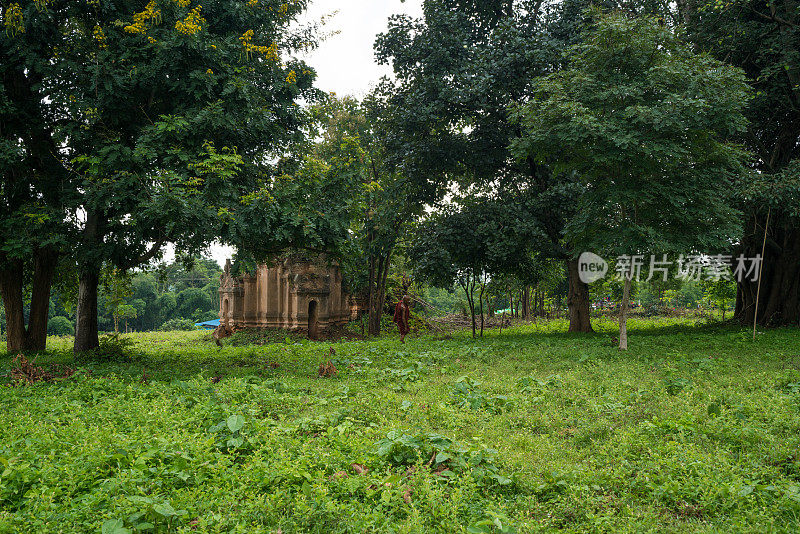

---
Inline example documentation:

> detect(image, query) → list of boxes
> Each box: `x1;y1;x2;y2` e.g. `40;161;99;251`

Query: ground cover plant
1;318;800;533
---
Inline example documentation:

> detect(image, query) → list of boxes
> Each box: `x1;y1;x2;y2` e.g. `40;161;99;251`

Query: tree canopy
511;12;751;347
1;0;322;352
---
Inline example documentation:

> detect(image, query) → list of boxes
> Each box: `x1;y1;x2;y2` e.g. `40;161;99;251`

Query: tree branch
122;235;168;270
750;6;798;28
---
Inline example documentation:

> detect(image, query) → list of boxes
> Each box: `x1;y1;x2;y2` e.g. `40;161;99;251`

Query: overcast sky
200;0;423;267
297;0;423;98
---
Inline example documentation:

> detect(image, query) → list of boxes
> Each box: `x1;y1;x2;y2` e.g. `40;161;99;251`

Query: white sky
297;0;423;98
198;0;424;267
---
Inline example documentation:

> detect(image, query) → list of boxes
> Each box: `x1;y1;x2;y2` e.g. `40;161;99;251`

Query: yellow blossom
239;29;278;61
286;70;296;84
124;0;161;34
175;5;205;36
4;3;25;35
92;24;107;49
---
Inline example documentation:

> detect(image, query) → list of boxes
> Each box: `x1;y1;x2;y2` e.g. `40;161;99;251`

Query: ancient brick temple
218;255;355;337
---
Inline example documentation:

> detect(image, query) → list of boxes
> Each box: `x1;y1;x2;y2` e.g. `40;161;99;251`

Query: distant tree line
0;256;221;337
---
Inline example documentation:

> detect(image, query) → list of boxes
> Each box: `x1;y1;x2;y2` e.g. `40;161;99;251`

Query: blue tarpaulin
195;319;220;330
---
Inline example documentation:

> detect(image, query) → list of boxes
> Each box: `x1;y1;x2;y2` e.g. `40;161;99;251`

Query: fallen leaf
351;463;368;475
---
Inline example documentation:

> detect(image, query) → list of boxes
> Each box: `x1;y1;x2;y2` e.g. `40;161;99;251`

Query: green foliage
384;361;425;390
1;320;800;531
0;0;325;350
113;496;188;533
467;511;518;534
516;374;561;394
176;288;212;320
226;328;304;346
374;430;513;488
511;12;750;258
86;333;136;363
665;377;692;396
158;318;196;332
208;415;252;454
46;316;74;337
450;376;511;414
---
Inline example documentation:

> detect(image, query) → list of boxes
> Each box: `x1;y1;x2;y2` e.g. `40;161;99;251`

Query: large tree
375;0;679;334
511;12;750;349
0;1;75;351
306;95;424;336
1;0;318;352
375;0;624;334
680;0;800;326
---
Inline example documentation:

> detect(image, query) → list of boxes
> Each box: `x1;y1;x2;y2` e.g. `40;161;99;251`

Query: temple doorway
308;300;319;339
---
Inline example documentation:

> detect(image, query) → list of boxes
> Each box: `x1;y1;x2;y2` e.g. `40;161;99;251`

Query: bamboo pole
753;207;771;341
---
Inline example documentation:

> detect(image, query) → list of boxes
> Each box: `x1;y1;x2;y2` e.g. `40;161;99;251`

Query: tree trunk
619;276;632;350
522;286;529;319
461;278;476;338
367;250;393;336
377;252;391;333
539;289;545;317
566;257;593;333
74;268;100;353
0;249;58;352
367;244;377;335
0;259;26;352
26;248;57;351
479;280;485;338
734;214;800;326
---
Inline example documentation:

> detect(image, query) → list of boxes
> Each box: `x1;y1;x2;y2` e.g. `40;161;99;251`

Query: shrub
84;333;136;362
158;318;196;331
450;376;511;413
47;316;74;336
375;430;513;488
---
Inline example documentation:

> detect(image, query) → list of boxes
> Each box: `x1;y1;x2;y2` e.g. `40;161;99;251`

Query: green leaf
226;414;245;433
101;519;131;534
153;502;177;517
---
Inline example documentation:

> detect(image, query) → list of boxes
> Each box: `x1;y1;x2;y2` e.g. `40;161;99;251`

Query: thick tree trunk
734;214;800;326
26;249;57;351
0;249;58;352
0;259;27;352
566;258;593;333
619;276;632;350
74;268;101;353
75;210;106;353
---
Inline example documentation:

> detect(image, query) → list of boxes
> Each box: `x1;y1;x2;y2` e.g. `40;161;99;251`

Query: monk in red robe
393;295;411;343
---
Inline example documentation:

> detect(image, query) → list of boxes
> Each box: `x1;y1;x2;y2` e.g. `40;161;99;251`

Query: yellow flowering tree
0;0;319;352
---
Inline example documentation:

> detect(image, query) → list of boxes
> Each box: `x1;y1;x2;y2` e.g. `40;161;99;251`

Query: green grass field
2;318;800;533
